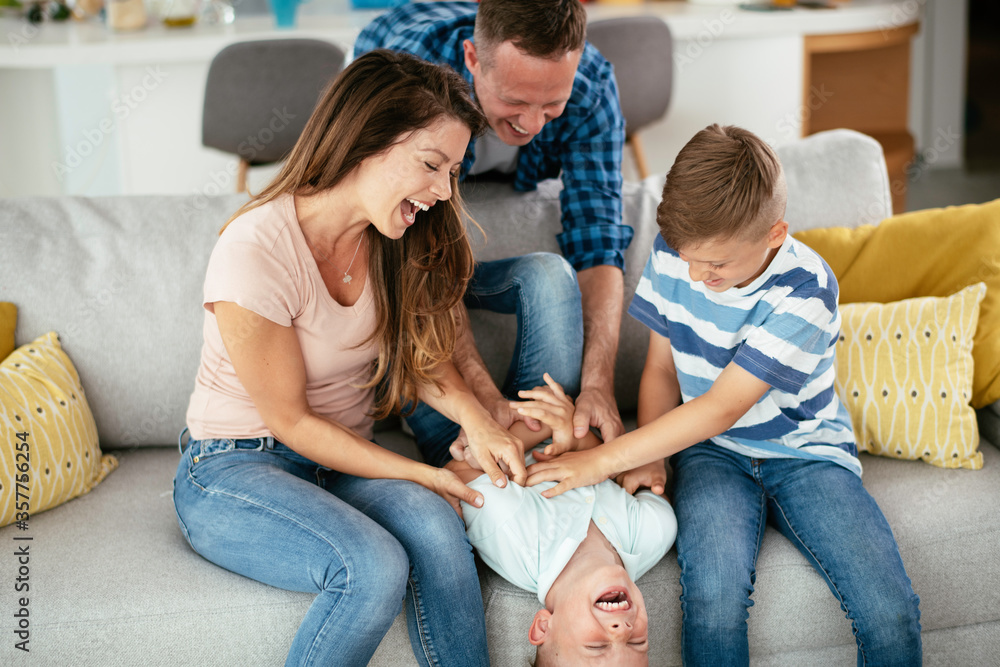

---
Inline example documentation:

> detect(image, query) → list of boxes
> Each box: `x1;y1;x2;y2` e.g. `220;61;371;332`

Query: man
355;0;632;467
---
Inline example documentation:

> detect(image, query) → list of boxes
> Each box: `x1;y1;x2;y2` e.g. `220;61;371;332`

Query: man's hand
572;385;624;444
525;447;614;498
615;459;667;496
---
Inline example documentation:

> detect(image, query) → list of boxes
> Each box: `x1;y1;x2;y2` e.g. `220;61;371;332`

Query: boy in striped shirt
524;124;922;665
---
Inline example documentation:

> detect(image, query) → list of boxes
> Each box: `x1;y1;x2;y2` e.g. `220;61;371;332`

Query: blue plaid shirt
354;1;633;272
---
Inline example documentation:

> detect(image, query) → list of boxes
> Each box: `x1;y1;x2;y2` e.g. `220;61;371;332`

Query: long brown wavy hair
222;49;487;418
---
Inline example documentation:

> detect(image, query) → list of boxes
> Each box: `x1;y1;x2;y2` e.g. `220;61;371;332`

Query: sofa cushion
2;437;998;666
836;284;985;469
0;195;249;448
0;332;118;527
795;198;1000;408
0;302;15;360
778;128;894;233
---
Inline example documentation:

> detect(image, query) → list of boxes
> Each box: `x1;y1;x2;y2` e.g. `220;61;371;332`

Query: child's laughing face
530;563;650;665
677;220;788;293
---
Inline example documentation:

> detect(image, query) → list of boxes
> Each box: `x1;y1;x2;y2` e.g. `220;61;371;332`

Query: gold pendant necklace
310;233;365;284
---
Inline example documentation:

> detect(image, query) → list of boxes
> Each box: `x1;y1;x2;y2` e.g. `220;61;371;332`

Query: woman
173;50;525;666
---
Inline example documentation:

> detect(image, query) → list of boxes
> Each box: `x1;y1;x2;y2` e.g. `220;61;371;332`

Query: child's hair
656;124;787;250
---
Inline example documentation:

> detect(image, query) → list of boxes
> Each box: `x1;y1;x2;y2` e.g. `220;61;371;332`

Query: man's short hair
474;0;587;66
656;124;787;250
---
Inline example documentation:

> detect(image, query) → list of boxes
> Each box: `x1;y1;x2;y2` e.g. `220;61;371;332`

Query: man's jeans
405;253;584;466
671;443;922;667
173;434;489;667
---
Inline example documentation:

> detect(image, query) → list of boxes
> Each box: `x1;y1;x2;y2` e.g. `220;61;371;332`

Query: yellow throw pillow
0;302;15;361
795;198;1000;408
0;332;118;527
835;283;985;470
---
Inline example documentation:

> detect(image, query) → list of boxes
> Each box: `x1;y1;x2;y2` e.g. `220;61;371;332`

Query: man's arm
553;51;631;444
417;356;527;488
573;265;625;443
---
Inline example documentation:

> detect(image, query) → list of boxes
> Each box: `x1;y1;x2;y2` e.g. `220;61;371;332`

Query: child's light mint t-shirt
629;233;860;476
460;450;676;606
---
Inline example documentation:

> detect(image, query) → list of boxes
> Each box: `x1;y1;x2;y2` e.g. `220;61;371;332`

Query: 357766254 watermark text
11;430;32;653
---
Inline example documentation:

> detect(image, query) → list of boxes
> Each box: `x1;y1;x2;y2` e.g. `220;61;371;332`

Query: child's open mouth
595;589;631;612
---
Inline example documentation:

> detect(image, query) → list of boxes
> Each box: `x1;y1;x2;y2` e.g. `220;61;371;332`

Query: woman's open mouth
401;198;429;225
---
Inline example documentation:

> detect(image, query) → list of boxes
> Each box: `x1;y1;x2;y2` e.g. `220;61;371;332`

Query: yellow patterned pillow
835;283;985;470
795;199;1000;408
0;302;15;361
0;332;118;527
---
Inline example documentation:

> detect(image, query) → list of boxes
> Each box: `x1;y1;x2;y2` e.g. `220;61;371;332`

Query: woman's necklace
310;233;365;284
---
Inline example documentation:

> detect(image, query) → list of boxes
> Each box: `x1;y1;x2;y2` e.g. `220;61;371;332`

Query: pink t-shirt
186;194;378;442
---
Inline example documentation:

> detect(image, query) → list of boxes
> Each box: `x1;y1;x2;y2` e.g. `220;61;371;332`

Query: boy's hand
615;459;667;496
511;373;578;457
525;447;613;498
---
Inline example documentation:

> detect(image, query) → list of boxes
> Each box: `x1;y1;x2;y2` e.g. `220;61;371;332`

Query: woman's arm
214;301;484;512
417;360;527;488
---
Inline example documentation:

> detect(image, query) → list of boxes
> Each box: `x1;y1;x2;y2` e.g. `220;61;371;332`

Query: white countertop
0;0;920;68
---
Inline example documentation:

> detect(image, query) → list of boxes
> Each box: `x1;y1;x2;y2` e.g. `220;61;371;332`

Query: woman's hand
448;392;538;464
419;465;484;517
461;414;526;488
525;447;614;498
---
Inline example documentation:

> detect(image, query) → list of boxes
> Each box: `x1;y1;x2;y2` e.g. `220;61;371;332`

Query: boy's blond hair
656;124;787;250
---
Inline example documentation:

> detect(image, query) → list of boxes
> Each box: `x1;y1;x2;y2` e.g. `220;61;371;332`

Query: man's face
463;39;580;146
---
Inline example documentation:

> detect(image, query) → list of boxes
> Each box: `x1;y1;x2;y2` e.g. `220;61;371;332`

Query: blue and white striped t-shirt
628;233;861;476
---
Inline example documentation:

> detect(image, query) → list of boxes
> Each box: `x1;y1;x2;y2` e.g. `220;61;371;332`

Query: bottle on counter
160;0;199;26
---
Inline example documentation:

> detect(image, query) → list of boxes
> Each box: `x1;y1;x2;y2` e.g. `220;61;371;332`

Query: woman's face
354;117;472;239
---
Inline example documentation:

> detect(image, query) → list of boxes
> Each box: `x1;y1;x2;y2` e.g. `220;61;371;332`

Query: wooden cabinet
804;23;920;213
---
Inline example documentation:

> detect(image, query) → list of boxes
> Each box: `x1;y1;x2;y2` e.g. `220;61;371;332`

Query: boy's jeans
173;435;489;667
405;253;584;466
671;443;922;667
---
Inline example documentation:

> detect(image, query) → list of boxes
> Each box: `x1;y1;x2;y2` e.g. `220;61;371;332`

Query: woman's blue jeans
172;434;489;667
671;443;922;667
405;253;584;466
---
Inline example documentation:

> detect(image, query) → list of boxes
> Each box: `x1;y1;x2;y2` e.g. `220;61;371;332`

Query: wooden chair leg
629;134;650;180
236;159;249;193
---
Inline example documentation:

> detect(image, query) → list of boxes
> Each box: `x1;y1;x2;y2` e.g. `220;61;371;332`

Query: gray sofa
2;129;998;666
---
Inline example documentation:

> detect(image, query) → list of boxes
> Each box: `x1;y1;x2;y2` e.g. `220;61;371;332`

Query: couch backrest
0;129;890;448
2;194;247;448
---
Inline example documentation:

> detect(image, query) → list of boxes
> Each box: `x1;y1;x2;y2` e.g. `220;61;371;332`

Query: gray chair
587;17;673;179
202;38;346;192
